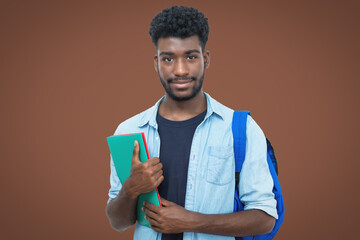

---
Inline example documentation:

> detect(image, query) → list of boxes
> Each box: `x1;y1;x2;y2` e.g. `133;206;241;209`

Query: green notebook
106;132;161;228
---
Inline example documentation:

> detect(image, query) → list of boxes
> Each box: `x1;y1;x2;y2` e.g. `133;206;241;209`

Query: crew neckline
156;110;207;127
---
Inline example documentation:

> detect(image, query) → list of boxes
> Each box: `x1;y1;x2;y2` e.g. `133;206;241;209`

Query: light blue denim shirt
108;93;278;240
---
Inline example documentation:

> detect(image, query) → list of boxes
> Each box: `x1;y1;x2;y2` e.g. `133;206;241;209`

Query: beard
159;70;205;102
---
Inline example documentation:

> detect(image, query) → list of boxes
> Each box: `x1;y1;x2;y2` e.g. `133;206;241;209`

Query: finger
131;140;141;164
144;212;160;228
151;162;163;172
143;201;161;213
153;175;164;188
146;157;161;166
152;168;163;181
149;224;162;233
143;207;159;221
143;162;162;177
143;205;161;224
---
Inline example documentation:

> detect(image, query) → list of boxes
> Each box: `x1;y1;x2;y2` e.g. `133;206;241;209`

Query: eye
187;55;197;60
162;57;173;62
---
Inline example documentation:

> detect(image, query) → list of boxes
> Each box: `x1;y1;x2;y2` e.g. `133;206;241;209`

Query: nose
174;59;189;77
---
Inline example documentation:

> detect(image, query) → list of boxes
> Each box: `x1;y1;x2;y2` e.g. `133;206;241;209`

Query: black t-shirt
156;110;206;240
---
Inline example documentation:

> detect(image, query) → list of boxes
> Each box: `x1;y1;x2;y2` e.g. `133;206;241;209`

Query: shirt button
188;184;192;190
155;136;159;140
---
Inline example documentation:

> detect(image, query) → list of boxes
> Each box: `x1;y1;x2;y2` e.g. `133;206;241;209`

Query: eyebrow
159;51;174;56
159;49;201;56
185;49;201;54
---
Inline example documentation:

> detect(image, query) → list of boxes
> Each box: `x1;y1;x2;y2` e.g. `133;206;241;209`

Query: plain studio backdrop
0;0;359;239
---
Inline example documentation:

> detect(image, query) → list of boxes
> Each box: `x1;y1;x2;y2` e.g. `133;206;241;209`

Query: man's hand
123;140;164;199
142;198;195;234
142;198;275;236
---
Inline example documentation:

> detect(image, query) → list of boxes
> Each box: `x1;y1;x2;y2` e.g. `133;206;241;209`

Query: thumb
131;140;141;165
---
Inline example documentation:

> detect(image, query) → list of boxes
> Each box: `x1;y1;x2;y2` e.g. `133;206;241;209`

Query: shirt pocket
206;146;234;185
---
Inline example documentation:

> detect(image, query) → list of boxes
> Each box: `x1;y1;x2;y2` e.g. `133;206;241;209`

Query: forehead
157;35;202;54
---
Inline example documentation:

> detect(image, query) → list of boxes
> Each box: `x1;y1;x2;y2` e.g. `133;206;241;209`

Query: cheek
196;60;205;70
193;64;205;76
156;67;164;78
158;65;170;76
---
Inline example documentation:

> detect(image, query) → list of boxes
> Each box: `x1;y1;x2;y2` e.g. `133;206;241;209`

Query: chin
168;89;202;102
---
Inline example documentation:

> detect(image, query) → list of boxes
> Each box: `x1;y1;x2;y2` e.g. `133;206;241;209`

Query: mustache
167;76;196;83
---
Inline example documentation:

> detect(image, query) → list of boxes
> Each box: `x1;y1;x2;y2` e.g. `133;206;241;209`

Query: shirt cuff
244;198;278;219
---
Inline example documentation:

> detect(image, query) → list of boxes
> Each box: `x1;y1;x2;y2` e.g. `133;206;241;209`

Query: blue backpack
232;111;285;240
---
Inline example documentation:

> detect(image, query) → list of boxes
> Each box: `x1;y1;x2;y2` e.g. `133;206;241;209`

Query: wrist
184;211;203;232
190;212;212;233
122;180;139;200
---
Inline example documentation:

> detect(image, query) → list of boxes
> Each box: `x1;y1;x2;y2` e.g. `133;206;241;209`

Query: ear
154;55;159;72
203;50;210;69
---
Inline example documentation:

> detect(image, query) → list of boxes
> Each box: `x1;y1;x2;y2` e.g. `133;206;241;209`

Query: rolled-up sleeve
107;154;122;204
239;116;278;219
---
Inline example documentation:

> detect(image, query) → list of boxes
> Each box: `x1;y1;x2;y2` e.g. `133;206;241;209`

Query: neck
158;91;207;121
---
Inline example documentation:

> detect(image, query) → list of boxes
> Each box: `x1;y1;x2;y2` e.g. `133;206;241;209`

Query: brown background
1;0;359;239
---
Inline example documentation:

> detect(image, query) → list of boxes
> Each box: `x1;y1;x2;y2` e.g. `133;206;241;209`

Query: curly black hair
149;6;209;50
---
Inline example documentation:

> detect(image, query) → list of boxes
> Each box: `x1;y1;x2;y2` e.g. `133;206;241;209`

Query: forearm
105;183;138;232
188;209;275;237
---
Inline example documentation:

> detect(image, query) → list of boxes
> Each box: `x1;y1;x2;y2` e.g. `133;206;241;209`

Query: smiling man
106;6;278;240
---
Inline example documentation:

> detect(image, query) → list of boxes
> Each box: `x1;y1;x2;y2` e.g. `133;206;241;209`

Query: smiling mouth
170;79;193;84
169;79;194;89
168;77;196;84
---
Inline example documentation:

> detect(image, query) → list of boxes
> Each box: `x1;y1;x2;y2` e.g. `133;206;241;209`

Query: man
106;6;278;240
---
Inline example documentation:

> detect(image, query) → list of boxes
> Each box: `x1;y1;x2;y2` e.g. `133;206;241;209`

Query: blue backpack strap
232;111;250;173
233;111;253;240
232;111;250;214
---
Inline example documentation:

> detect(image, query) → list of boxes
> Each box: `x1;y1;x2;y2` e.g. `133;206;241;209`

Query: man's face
154;35;210;101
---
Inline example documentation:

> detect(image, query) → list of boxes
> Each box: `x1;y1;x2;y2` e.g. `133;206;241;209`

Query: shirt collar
137;92;224;128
